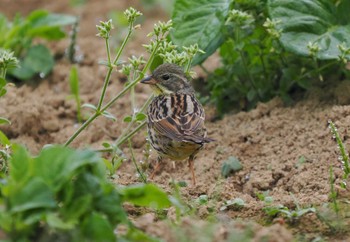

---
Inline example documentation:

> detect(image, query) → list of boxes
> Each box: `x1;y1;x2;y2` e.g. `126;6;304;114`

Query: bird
140;63;213;186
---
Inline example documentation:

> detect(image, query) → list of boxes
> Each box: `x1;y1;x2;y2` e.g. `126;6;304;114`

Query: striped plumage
141;63;213;185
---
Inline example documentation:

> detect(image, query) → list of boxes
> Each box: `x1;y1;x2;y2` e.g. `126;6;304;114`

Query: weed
68;65;83;123
262;194;315;224
66;19;81;63
221;156;243;178
328;120;350;188
220;198;245;211
0;10;76;81
0;49;19;125
171;0;350;113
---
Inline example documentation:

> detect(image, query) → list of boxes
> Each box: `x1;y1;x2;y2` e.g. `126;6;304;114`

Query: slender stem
97;120;147;153
128;139;148;183
96;39;113;111
259;52;268;81
106;38;112;64
115;94;153;145
64;112;99;146
113;25;133;65
185;59;192;74
76;96;82;123
239;51;260;98
97;25;133;111
297;60;337;82
116;121;147;146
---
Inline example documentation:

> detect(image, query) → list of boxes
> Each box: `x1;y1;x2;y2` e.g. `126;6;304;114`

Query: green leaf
119;183;172;209
69;65;79;96
268;0;350;60
0;130;10;145
123;116;132;123
0;117;11;125
28;11;77;40
135;112;147;122
9;144;31;183
62;194;92;221
9;61;36;80
0;77;6;89
0;88;6;97
10;44;54;80
220;198;245;211
124;228;162;242
23;44;54;75
81;212;116;242
9;177;56;212
33;146;100;192
102;110;116;121
82;103;97;110
221;156;243;178
171;0;231;64
46;213;75;230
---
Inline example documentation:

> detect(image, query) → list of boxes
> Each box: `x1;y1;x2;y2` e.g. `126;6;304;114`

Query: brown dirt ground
1;0;350;241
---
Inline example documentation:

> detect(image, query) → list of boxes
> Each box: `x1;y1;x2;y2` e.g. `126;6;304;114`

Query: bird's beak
140;75;156;85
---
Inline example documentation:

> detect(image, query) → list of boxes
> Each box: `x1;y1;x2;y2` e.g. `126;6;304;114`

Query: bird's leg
188;155;196;186
150;156;162;179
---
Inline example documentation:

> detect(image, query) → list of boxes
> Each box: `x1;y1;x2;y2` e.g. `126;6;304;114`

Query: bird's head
141;63;194;95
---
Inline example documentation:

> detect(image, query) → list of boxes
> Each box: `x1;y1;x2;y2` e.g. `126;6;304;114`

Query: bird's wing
148;94;208;144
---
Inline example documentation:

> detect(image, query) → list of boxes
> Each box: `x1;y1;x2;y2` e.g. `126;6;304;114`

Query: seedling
328;120;350;188
220;198;245;211
0;10;76;81
262;194;315;224
68;65;82;123
221;156;243;178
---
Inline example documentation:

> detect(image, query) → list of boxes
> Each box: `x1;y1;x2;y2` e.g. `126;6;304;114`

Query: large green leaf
27;10;77;40
171;0;231;64
9;177;56;212
9;145;31;183
268;0;350;60
10;44;54;80
119;183;172;209
81;212;116;242
33;146;100;192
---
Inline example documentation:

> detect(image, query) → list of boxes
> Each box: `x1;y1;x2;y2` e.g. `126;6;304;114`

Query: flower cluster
263;18;282;39
96;19;113;39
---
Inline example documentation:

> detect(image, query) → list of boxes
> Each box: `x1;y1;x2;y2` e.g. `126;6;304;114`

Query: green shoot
329;166;339;215
328;120;350;188
67;18;80;63
69;65;82;123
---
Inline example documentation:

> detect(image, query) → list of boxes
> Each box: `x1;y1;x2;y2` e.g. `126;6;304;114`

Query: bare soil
1;0;350;241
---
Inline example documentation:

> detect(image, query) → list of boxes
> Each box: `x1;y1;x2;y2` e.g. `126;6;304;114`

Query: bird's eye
162;74;170;80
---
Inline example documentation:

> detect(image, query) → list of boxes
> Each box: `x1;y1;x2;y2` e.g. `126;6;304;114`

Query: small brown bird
141;63;213;185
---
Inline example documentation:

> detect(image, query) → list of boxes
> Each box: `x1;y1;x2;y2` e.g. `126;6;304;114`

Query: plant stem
128;139;147;183
100;42;159;113
64;112;99;146
329;165;339;215
76;96;82;123
115;94;153;145
64;40;159;147
239;51;260;98
96;25;133;111
117;121;146;146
